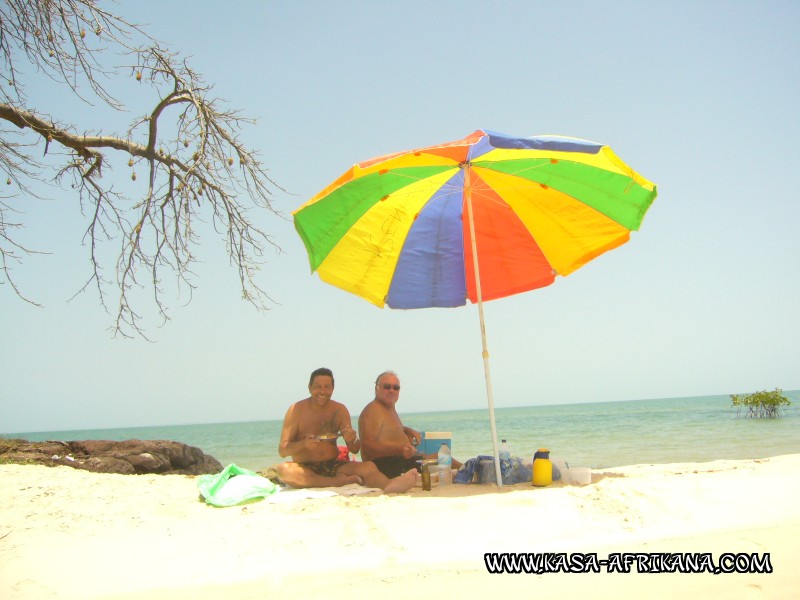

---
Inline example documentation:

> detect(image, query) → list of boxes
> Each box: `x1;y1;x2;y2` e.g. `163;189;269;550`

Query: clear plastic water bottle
437;443;452;467
499;439;512;482
437;443;452;486
499;439;510;462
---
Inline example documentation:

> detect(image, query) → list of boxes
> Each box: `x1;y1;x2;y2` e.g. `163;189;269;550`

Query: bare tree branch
0;1;283;337
1;192;45;306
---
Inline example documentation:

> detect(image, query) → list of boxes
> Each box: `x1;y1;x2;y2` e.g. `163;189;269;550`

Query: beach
2;454;798;599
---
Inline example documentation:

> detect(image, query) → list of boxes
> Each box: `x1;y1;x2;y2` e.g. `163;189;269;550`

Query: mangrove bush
731;388;791;419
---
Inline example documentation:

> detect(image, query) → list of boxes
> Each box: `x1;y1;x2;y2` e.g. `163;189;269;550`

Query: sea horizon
6;391;799;472
9;389;796;432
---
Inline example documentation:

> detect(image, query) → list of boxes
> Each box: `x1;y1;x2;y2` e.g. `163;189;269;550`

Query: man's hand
402;443;417;459
404;426;422;447
341;425;357;445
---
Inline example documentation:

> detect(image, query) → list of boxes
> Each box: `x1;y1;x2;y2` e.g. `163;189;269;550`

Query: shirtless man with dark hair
276;368;416;492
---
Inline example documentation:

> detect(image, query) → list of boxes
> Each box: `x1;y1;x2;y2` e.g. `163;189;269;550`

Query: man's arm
278;404;309;458
358;403;414;460
336;405;361;455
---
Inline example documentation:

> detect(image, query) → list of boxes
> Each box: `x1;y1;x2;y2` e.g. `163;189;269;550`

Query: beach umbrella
293;130;658;485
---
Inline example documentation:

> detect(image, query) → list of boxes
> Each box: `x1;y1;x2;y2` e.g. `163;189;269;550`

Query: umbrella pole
464;166;503;487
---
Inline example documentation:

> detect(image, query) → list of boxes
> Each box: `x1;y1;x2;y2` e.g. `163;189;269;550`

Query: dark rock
124;451;172;473
0;438;223;475
73;455;137;474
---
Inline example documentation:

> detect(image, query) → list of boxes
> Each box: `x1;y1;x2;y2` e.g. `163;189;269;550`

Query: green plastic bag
197;463;278;507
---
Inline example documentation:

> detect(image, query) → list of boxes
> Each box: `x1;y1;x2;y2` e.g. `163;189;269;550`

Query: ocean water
7;392;799;472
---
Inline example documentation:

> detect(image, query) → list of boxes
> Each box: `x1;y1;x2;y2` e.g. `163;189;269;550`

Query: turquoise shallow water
7;391;799;471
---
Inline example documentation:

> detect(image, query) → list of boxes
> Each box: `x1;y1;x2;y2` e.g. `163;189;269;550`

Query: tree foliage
1;0;282;337
730;388;791;419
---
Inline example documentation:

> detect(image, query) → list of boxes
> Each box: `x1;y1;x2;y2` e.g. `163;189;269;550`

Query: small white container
569;467;591;486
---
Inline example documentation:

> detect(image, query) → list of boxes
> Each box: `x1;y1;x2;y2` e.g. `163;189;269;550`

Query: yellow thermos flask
532;448;553;487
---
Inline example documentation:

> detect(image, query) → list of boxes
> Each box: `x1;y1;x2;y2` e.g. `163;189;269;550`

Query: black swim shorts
297;459;348;477
371;455;423;479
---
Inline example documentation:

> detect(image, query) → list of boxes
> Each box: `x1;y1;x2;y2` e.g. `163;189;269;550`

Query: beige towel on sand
258;464;381;501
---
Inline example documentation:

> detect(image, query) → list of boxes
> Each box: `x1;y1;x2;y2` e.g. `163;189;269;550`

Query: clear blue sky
2;1;798;433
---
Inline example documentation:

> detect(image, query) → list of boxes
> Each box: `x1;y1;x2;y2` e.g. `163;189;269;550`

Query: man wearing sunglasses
358;371;433;478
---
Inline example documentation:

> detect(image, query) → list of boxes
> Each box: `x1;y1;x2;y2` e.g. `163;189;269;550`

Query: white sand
2;455;799;599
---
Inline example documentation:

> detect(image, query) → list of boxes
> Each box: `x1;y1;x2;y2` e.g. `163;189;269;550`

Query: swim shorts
371;455;423;479
297;459;348;477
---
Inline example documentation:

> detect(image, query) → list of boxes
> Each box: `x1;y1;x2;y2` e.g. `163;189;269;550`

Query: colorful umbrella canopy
293;129;657;485
294;130;657;310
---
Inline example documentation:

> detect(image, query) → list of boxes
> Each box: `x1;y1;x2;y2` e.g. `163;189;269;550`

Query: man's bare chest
298;407;341;435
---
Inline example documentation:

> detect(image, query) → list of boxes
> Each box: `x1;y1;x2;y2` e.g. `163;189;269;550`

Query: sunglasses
381;384;401;391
